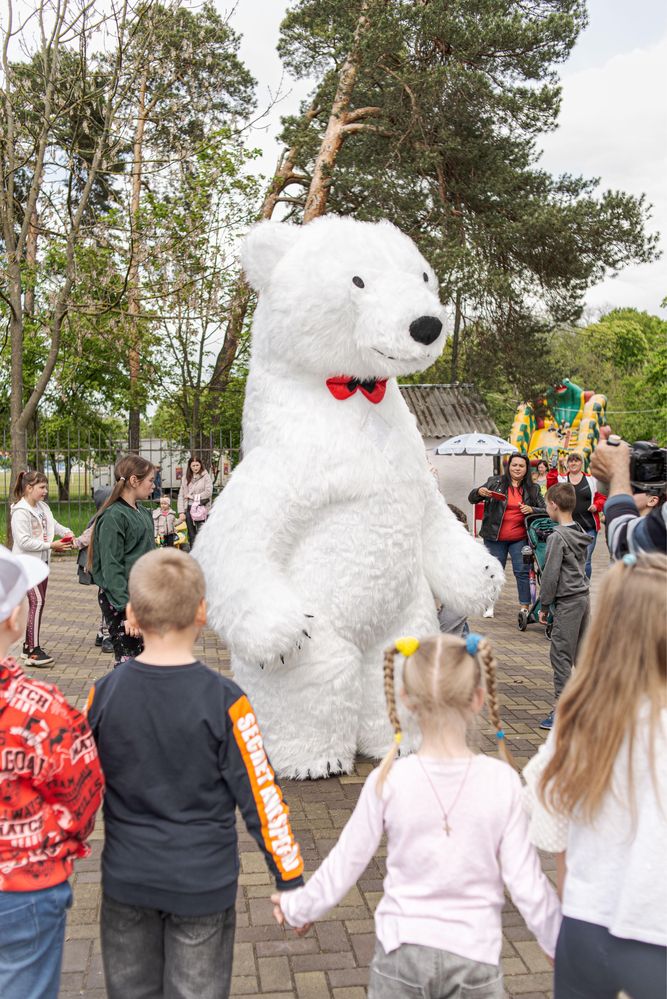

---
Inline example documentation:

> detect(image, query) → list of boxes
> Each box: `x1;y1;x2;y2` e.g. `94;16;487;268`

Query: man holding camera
590;430;666;558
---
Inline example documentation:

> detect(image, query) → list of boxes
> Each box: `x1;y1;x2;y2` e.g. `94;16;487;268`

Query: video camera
626;441;666;495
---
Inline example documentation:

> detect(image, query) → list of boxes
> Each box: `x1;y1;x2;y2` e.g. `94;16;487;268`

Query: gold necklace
416;754;474;836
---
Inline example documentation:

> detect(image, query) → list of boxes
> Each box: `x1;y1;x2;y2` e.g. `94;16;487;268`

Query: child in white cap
0;545;104;999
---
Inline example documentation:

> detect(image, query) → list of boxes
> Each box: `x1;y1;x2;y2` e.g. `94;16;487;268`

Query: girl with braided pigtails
272;633;561;998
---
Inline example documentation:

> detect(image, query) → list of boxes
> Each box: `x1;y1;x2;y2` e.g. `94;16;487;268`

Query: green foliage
139;134;259;440
458;308;667;441
549;309;667;443
278;0;659;353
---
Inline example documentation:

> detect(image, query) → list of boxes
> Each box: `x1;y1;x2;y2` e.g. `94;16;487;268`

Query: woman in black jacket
469;453;545;623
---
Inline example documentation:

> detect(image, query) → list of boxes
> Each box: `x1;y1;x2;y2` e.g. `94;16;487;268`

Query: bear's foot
276;753;355;781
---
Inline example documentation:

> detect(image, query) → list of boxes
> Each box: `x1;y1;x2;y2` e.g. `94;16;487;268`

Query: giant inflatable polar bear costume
196;217;504;778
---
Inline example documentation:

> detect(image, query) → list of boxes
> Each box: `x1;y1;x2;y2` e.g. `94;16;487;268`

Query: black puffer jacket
468;475;545;541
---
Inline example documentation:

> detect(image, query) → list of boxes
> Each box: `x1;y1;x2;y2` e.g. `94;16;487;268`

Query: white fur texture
195;216;504;778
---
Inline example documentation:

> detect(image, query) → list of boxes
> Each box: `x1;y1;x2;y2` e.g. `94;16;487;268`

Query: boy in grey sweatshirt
538;482;590;730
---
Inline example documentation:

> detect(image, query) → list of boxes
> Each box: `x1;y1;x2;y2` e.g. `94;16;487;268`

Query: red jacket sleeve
33;704;105;842
546;468;559;488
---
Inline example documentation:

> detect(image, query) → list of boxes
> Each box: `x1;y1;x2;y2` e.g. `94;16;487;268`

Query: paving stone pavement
18;543;608;997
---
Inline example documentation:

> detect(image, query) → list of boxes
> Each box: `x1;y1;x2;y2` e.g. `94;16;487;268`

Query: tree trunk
127;70;148;452
207;36;378;396
49;452;71;501
24;207;39;317
207;115;318;396
450;289;463;383
8;260;26;544
303;6;370;222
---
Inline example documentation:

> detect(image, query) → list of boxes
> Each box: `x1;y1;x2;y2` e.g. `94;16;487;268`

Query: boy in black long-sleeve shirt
87;548;303;999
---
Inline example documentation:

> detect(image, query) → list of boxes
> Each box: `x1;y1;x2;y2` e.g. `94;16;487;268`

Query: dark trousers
555;916;666;999
101;893;236;999
98;590;143;665
551;593;589;699
185;507;205;548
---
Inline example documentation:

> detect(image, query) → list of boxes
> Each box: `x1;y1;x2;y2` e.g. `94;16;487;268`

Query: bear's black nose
409;316;443;345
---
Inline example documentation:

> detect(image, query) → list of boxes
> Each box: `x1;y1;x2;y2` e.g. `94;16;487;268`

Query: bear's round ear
241;221;301;292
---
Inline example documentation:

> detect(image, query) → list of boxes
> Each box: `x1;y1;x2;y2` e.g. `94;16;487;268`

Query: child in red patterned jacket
0;545;104;999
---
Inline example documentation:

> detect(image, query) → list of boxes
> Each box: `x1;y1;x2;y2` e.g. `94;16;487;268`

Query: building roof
398;383;498;438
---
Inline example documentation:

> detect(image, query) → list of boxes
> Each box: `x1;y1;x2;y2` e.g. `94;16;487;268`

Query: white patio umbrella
435;432;516;457
434;433;518;511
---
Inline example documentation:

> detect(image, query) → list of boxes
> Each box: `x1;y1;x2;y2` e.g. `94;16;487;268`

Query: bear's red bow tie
326;376;387;404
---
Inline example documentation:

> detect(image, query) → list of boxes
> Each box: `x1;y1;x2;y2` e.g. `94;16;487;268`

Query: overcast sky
226;0;667;319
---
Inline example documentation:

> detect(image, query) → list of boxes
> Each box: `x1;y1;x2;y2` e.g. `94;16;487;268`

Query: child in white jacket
11;471;72;667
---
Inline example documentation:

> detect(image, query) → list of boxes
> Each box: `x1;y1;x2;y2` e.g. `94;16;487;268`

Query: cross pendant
444;819;451;836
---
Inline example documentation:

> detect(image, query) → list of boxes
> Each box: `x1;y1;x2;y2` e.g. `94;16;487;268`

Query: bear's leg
357;591;439;760
232;629;362;780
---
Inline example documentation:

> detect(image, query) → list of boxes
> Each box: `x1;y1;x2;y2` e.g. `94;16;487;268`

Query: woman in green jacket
88;455;155;665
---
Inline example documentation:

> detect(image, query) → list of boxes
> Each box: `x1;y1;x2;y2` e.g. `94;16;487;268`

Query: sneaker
539;711;554;731
101;637;114;654
94;632;104;647
22;646;54;668
482;606;494;619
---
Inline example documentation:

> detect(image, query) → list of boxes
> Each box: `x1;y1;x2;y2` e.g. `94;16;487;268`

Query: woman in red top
469;453;545;620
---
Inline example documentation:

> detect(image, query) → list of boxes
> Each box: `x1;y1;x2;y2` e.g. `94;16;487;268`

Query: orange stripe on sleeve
85;686;95;716
228;695;303;881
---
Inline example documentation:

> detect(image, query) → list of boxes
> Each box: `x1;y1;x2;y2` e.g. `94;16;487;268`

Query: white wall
425;439;495;530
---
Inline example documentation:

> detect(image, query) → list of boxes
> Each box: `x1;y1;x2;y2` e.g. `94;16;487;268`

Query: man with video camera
590;429;667;558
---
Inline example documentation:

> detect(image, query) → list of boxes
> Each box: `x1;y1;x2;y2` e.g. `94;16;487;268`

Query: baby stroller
518;513;556;636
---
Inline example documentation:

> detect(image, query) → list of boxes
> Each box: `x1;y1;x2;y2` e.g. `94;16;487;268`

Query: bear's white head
242;216;446;380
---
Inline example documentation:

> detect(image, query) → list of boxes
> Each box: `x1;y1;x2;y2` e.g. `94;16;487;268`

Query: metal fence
1;428;241;539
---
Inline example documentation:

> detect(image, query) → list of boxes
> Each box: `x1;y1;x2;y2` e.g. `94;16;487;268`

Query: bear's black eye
352;276;365;288
423;272;429;283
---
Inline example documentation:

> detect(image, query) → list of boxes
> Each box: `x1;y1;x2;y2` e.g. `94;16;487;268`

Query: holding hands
270;892;312;937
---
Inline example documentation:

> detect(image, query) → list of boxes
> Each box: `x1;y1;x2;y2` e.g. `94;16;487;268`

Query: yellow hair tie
395;636;419;657
394;731;403;745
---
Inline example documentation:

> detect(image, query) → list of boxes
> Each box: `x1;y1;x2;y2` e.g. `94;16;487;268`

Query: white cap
0;545;49;623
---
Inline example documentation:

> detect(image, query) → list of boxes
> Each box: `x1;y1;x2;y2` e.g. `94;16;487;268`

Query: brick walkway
22;545;607;997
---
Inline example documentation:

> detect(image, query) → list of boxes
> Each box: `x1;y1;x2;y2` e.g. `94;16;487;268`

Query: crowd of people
0;437;665;999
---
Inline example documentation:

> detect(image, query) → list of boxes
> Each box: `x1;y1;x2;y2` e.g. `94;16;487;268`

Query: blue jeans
0;880;72;999
484;538;531;605
101;893;236;999
584;527;597;578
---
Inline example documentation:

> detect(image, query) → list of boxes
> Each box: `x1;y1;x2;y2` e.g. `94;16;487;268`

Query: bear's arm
194;448;314;665
421;477;504;616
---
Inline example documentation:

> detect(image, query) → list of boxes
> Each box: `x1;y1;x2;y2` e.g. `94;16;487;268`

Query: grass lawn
0;470;93;501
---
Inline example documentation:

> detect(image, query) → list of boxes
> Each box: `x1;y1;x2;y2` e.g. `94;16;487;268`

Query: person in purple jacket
272;632;561;998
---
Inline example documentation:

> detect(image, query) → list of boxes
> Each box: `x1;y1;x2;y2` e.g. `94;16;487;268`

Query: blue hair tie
496;730;505;741
466;632;483;656
622;553;637;567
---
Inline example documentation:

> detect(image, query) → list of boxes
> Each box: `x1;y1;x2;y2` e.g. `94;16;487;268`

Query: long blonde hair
377;632;514;792
540;553;667;821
